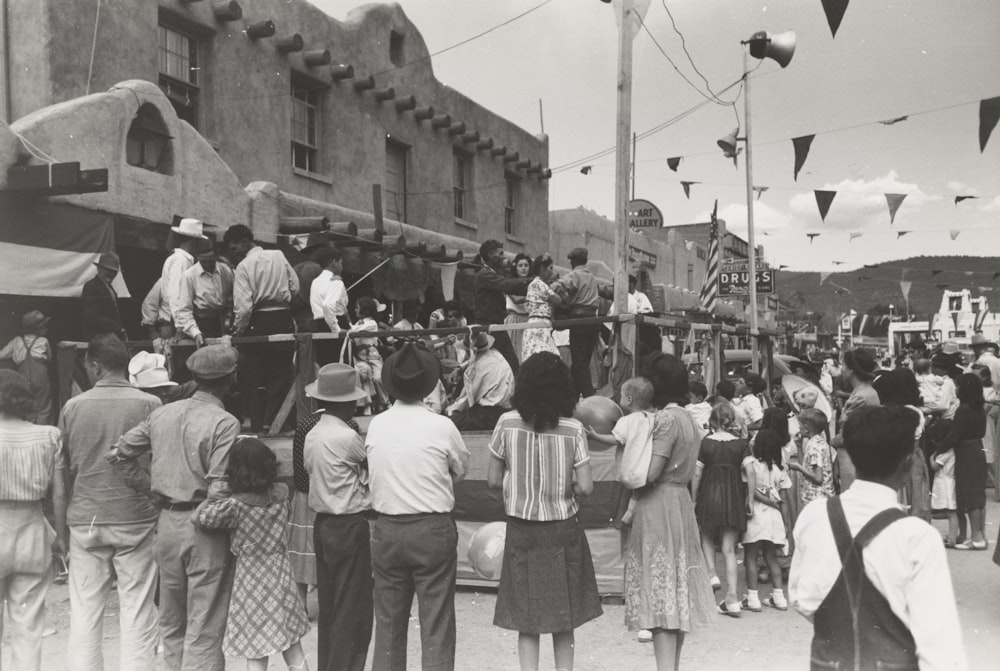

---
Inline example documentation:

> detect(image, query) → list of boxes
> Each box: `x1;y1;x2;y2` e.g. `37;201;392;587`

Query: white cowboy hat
171;218;208;240
134;367;178;389
128;351;166;377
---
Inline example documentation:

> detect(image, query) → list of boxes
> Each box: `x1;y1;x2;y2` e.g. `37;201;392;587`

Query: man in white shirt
175;248;234;347
162;218;208;329
448;332;515;431
627;274;654;314
790;404;966;671
309;246;348;364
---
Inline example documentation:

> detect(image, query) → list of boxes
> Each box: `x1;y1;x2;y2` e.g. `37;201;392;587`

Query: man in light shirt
448;332;515;431
627;274;653;314
175;248;234;348
140;278;172;342
309;246;348;364
161;218;208;328
366;344;469;671
790;404;966;671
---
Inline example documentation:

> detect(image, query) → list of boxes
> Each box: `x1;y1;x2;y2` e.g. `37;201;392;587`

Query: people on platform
128;351;197;404
195;438;311;671
627;274;654;314
303;363;372;671
349;297;388;415
504;253;533;362
140;278;173;342
487;352;603;671
292;234;331;332
473;240;530;373
58;334;161;671
448;332;515;431
520;254;563;362
161;218;209;328
791;404;967;671
0;369;67;671
175;246;234;346
1;310;53;425
107;344;241;671
81;252;126;340
551;247;613;399
225;224;299;432
309;246;348;336
365;343;470;671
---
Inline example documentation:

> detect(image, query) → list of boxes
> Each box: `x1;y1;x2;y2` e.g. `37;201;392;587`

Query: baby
586;377;655;525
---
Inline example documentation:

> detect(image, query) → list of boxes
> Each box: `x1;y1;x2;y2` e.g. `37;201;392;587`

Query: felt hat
134;367;178;389
471;331;495;353
382;343;440;401
186;345;238;379
299;232;330;254
94;252;120;272
305;363;367;403
20;310;50;333
171;218;209;240
930;351;963;375
970;333;997;350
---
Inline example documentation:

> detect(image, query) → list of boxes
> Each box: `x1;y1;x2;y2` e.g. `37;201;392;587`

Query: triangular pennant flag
821;0;850;37
667;157;682;172
884;193;907;225
819;272;832;285
979;96;1000;152
849;232;863;242
955;196;978;205
936;283;949;290
896;231;910;239
931;270;943;276
580;166;592;175
880;115;908;125
832;261;845;266
949;230;961;241
680;181;697;199
753;186;769;200
807;233;821;244
899;280;912;303
814;190;837;221
793;135;815;181
778;265;789;270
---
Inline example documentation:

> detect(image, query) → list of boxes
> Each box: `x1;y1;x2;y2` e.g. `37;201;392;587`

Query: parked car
684;349;819;385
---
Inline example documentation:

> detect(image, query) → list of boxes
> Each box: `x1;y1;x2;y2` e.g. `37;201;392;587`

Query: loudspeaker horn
747;30;796;68
717;128;739;156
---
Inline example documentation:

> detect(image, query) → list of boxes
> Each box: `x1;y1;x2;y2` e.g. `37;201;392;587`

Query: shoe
953;541;974;550
709;576;722;591
943;539;955;549
763;596;788;611
717;600;742;618
741;596;762;612
972;540;989;550
637;630;653;643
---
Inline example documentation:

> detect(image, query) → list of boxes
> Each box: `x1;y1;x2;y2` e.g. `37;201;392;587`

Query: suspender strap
826;496;854;562
850;507;908;551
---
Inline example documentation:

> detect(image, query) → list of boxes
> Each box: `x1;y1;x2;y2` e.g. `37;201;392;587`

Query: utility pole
612;0;634;317
742;48;761;373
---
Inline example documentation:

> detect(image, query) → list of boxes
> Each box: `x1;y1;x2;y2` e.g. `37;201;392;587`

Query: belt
254;302;291;312
160;500;203;511
194;309;224;318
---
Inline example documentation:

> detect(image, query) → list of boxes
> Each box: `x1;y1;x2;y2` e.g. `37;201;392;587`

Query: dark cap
186;345;238;379
567;247;588;264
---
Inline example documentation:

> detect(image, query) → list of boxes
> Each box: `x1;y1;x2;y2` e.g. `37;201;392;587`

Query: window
696;246;706;260
158;24;199;128
390;30;405;66
687;263;694;289
453;150;471;220
385;140;408;222
504;175;518;235
948;296;962;312
126;104;173;174
291;82;319;173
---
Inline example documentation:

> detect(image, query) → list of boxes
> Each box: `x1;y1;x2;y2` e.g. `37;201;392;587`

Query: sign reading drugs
719;261;776;296
627;199;662;229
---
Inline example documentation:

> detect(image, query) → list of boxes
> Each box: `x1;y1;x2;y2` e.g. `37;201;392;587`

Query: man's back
61;380;161;525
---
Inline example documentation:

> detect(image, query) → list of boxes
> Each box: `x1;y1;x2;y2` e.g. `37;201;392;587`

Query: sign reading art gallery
718;259;776;296
627;199;662;229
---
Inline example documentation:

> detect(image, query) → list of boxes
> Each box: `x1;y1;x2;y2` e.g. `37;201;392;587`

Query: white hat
134;367;178;389
128;351;166;378
171;218;208;240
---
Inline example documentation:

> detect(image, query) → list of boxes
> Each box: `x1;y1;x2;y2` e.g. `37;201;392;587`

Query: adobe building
0;0;551;339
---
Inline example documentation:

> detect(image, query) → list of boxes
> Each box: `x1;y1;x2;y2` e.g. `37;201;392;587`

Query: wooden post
372;184;384;234
294;332;317;426
712;326;724;390
612;0;633;318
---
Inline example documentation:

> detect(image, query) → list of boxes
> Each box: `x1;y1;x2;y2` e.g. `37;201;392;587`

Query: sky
314;0;1000;272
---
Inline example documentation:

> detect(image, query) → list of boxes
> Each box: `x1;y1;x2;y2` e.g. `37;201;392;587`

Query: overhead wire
659;0;735;108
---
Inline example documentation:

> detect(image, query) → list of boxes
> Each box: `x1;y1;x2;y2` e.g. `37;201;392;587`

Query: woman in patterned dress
196;437;310;670
504;253;533;361
625;353;716;670
520;254;563;362
349;297;388;414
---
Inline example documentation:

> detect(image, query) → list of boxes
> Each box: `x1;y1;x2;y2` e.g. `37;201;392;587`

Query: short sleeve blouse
649;406;700;485
526;277;556;320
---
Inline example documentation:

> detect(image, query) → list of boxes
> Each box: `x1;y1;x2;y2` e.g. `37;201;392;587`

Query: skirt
954;438;987;512
287;491;316;585
505;311;530;361
521;319;559;362
494;516;603;634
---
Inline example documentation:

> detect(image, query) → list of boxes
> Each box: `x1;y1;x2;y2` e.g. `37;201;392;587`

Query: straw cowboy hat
20;310;51;333
970;333;998;350
171;218;209;240
305;363;367;403
382;343;440;401
94;252;120;272
129;351;166;378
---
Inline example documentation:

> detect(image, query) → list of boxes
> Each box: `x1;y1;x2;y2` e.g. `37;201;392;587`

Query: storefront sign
627;199;662;229
718;261;775;296
628;246;657;268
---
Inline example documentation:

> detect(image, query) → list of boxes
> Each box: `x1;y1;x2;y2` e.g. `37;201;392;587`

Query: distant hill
777;256;1000;331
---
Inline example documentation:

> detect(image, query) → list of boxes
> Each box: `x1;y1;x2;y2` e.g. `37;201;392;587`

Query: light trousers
0;501;53;671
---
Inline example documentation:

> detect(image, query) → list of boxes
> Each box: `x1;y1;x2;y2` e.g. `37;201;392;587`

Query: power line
659;0;733;108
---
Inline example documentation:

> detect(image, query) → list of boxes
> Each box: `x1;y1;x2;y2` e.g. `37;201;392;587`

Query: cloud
980;195;1000;213
946;181;978;195
787;170;937;231
712;201;794;239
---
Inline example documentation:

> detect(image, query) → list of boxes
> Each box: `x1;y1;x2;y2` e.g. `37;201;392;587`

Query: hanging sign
628;246;658;268
627;199;663;229
718;260;775;296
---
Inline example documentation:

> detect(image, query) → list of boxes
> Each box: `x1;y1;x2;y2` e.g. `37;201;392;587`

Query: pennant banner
949;230;961;240
580;166;592;175
667;157;682;172
753;186;769;200
880;115;908;125
821;0;851;37
849;232;863;242
884;193;907;225
681;181;697;199
807;233;820;244
899;280;912;303
832;261;845;266
980;96;1000;152
955;195;978;205
815;189;837;221
896;231;910;239
793;135;815;181
437;262;459;301
931;270;943;276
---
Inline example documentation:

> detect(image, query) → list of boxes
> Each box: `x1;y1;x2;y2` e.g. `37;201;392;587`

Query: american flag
698;200;720;312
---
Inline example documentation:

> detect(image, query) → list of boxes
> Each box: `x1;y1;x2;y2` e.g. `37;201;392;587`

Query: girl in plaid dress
196;437;310;670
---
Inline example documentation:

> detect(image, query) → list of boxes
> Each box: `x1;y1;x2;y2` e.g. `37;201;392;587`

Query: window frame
504;174;519;236
157;22;200;128
453;149;471;221
290;79;321;174
385;139;409;223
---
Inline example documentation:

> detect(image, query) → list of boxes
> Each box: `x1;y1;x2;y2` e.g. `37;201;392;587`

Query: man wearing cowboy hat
303;364;372;671
448;331;514;431
366;343;469;671
81;252;126;340
129;351;197;404
58;334;162;670
162;218;209;328
108;344;241;671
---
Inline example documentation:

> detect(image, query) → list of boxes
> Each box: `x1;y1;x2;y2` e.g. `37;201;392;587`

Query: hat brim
139;380;178;389
304;381;368;403
381;351;441;401
170;226;209;240
22;316;51;331
474;334;496;352
93;261;119;271
780;374;833;419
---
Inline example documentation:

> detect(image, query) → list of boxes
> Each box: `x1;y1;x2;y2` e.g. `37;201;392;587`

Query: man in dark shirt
81;252;126;339
473;239;529;372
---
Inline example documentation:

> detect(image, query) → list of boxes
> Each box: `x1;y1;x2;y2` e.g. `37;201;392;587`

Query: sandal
763;596;788;611
717;600;742;618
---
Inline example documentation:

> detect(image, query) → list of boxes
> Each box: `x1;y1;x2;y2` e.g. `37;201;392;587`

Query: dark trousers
314;513;373;671
449;405;506;432
371;513;457;671
310;319;344;366
569;323;601;398
491;331;519;374
242;309;295;431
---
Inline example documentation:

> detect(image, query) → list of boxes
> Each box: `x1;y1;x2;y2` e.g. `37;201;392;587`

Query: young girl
349;296;388;414
0;310;53;424
487;352;602;671
741;429;792;612
788;408;836;506
691;402;748;616
196;438;310;671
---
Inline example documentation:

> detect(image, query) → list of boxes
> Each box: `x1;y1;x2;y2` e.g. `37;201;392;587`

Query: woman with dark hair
0;370;67;670
487;352;602;671
504;253;533;362
873;368;932;521
626;353;715;670
831;348;881;491
946;373;988;549
520;254;563;362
